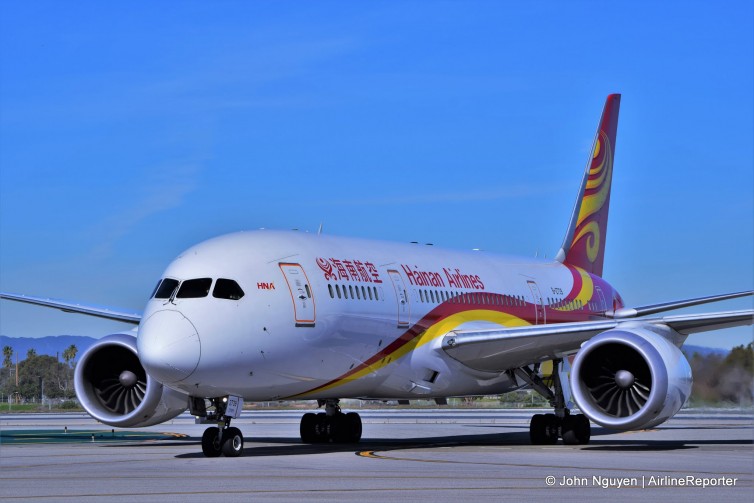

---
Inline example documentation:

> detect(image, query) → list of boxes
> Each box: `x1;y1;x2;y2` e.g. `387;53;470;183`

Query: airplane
2;94;752;458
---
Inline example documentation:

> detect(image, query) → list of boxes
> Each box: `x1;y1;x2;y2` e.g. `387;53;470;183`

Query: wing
0;292;141;324
605;290;752;319
442;291;753;373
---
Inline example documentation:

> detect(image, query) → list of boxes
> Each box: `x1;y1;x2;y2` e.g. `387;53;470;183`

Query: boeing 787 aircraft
2;94;752;457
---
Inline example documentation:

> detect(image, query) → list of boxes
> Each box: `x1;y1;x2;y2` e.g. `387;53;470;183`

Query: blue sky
1;1;752;348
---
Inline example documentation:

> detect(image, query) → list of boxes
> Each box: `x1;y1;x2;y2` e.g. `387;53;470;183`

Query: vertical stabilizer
555;94;620;277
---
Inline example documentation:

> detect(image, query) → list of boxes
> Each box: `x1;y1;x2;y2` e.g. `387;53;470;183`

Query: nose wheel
220;426;244;456
193;395;245;457
201;424;244;457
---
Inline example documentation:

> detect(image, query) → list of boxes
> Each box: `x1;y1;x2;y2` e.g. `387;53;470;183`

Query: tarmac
1;408;752;502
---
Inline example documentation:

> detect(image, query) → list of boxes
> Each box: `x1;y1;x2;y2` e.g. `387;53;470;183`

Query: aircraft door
526;280;546;324
279;263;316;327
388;269;410;328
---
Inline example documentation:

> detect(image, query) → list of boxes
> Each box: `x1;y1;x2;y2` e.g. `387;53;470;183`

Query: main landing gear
514;358;591;445
300;399;363;443
191;395;245;457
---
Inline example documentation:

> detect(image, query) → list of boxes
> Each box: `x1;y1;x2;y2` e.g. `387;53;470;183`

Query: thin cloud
88;165;199;259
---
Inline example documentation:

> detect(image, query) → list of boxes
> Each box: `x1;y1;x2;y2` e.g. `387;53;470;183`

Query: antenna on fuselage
317;222;323;235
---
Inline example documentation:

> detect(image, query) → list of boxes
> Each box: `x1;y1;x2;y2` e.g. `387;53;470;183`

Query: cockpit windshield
176;278;213;298
153;278;180;299
151;277;244;301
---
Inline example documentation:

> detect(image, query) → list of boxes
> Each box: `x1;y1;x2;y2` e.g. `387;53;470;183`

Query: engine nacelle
75;333;188;427
570;327;692;430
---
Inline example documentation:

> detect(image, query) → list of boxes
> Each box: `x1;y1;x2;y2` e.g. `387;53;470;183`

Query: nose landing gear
192;395;245;457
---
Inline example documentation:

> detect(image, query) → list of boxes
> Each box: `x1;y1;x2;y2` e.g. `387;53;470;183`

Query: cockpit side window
154;278;180;299
213;279;245;300
150;280;162;299
176;278;213;298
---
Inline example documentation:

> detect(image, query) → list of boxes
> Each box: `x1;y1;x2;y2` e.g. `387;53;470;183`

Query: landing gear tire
518;358;592;446
221;427;244;457
201;427;223;457
530;413;591;445
529;414;546;445
300;412;317;443
345;412;362;443
562;414;591;445
299;411;362;444
543;414;559;445
529;413;558;445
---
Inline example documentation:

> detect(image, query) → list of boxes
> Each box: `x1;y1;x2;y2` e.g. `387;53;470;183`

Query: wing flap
0;292;141;325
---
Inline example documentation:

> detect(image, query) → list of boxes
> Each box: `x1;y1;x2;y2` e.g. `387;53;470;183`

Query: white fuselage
136;230;621;401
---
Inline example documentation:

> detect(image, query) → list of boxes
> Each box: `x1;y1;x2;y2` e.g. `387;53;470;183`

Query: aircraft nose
137;310;201;384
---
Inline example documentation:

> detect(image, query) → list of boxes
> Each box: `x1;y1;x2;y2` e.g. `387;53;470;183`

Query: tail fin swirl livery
556;94;621;277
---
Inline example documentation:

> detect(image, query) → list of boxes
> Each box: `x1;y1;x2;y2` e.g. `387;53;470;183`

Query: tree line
1;345;78;401
685;343;753;406
1;342;752;405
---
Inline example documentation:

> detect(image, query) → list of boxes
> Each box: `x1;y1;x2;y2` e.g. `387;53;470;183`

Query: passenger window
212;279;245;300
336;284;342;299
374;286;379;301
328;284;334;299
154;278;180;299
177;278;212;298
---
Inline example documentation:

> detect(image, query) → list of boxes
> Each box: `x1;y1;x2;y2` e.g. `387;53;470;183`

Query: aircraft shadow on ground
168;425;749;458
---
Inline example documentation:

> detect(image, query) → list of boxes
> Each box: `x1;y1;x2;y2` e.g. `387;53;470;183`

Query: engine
570;327;692;430
74;333;188;427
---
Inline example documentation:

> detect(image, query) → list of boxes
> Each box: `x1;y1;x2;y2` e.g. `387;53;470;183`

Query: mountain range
0;335;98;361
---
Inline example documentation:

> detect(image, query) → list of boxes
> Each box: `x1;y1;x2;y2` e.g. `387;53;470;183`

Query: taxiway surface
1;408;751;502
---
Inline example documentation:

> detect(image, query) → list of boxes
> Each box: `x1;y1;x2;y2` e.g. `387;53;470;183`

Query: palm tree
2;346;13;368
62;345;78;368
